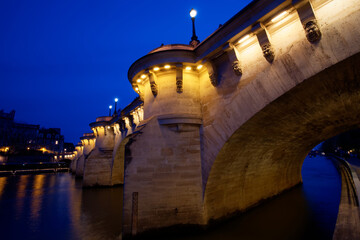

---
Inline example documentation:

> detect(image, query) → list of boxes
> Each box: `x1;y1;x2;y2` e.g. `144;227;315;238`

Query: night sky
0;0;252;144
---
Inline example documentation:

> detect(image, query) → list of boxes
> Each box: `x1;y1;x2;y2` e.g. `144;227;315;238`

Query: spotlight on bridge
141;74;146;79
109;105;112;116
197;65;203;70
185;66;192;70
238;34;250;44
164;65;171;69
271;11;288;23
153;67;160;71
137;78;141;83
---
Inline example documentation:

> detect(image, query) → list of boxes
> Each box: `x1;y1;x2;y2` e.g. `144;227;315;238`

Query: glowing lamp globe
190;9;197;18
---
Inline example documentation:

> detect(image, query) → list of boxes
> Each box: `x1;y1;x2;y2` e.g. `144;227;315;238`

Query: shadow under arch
111;135;132;185
204;52;360;221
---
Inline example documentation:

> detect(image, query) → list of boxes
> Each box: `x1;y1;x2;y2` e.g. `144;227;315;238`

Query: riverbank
0;162;69;176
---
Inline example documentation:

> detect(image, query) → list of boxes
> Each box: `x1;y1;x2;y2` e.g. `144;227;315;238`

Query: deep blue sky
0;0;252;144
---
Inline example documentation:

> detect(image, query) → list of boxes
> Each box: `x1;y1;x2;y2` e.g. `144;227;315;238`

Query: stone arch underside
112;136;131;185
204;52;360;221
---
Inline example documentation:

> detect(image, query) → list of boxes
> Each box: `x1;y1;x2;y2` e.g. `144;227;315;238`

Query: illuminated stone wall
75;136;95;178
74;145;84;177
200;0;360;221
121;0;360;235
112;105;144;185
122;117;204;235
83;124;115;186
138;68;201;119
70;144;82;173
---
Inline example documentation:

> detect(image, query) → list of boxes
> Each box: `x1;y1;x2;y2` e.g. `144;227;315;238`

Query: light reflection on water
0;173;123;240
15;175;29;220
0;155;340;240
0;177;7;198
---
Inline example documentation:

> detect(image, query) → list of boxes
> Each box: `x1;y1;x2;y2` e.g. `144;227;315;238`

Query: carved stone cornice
128;49;196;83
145;70;158;97
294;1;321;43
175;63;183;93
224;43;242;76
204;60;218;87
261;43;275;63
253;23;275;63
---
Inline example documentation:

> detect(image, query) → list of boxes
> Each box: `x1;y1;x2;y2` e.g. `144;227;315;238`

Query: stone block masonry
122;117;204;236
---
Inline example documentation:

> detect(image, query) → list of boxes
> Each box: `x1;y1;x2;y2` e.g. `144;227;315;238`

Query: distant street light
189;8;200;46
109;105;112;116
114;98;118;114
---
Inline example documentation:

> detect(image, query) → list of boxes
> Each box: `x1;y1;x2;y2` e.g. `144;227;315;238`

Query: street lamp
189;8;200;47
114;98;118;114
109;105;112;116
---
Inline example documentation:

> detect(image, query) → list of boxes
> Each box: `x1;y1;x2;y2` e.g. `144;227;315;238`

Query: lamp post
189;9;200;47
109;105;112;116
114;98;118;114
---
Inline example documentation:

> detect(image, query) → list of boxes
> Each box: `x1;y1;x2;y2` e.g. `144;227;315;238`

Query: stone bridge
71;0;360;237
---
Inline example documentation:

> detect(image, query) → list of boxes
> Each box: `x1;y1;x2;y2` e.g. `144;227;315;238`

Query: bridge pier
83;117;115;187
122;115;205;236
74;143;84;177
75;133;95;178
70;143;81;173
122;46;208;234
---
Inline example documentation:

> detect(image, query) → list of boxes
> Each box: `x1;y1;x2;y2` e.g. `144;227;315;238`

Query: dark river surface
0;155;341;240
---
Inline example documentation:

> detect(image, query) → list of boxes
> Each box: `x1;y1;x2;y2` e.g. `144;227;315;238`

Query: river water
0;155;341;240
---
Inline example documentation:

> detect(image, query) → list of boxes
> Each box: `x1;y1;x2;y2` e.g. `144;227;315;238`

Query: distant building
0;110;39;151
54;142;75;162
36;128;64;153
0;110;67;158
63;142;75;153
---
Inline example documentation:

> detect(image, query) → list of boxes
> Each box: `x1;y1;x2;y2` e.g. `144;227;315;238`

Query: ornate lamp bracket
253;23;275;63
294;0;321;43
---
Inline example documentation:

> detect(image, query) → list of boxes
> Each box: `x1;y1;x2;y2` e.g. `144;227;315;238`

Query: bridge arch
204;53;360;221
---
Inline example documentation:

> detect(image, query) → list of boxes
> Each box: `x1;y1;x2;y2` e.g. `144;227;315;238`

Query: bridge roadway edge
329;155;360;240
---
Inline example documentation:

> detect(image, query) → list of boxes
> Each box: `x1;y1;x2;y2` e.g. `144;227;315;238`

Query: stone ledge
158;114;202;125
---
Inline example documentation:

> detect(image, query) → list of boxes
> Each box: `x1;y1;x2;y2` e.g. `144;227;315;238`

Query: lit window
55;140;58;145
